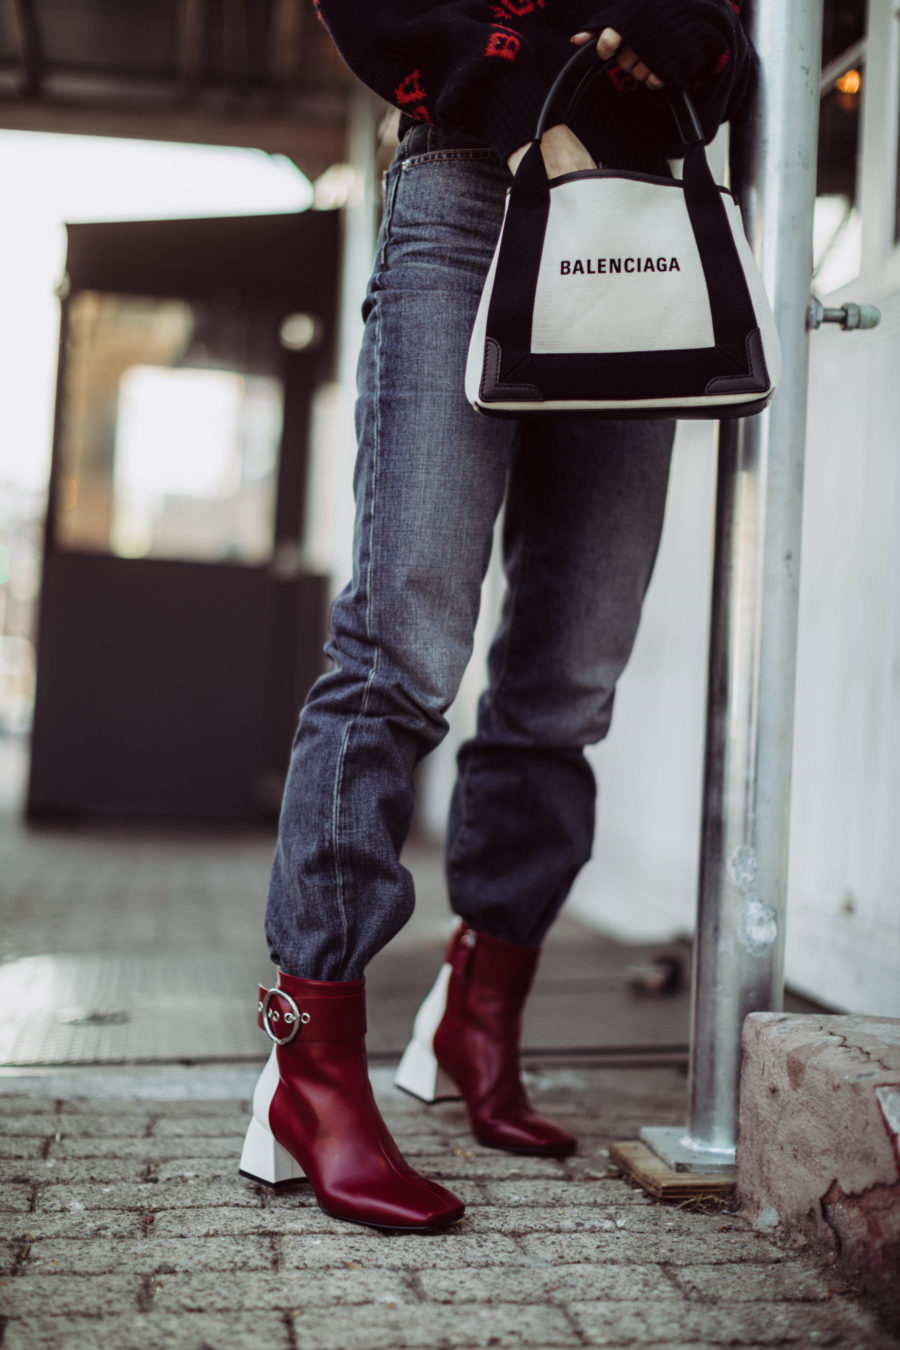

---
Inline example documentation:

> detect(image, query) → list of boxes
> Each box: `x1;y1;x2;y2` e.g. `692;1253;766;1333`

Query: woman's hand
570;26;665;91
507;24;666;177
507;123;595;177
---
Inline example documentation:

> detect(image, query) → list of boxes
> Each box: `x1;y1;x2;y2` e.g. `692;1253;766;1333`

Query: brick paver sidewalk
2;1063;897;1350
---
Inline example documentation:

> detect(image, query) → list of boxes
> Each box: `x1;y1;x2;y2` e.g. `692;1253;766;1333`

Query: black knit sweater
313;0;756;172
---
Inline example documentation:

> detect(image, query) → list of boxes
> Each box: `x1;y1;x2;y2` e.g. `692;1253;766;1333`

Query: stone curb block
736;1012;900;1306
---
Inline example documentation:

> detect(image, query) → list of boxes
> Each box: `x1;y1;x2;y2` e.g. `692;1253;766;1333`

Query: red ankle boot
395;925;577;1157
239;973;465;1232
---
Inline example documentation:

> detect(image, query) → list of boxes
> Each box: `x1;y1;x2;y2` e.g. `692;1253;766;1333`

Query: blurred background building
0;0;897;1016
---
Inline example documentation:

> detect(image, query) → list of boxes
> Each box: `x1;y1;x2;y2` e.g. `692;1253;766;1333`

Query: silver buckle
260;988;310;1045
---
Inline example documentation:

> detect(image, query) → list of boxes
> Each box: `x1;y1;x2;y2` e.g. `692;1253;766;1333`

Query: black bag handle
535;41;704;148
491;41;758;389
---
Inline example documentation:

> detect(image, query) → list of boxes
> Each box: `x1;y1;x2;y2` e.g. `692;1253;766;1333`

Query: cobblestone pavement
2;1064;898;1350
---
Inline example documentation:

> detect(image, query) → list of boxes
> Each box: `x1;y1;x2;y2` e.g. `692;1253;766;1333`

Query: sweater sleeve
313;1;755;164
313;0;573;161
564;0;756;138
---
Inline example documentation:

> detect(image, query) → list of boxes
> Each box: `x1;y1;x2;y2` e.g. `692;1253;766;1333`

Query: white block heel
394;962;461;1103
240;1044;305;1186
239;1116;306;1186
395;1037;459;1102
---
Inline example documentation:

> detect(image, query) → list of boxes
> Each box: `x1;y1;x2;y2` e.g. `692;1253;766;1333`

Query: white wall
566;310;900;1018
783;297;900;1014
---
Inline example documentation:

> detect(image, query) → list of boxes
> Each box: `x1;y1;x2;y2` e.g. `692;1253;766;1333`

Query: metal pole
642;0;824;1171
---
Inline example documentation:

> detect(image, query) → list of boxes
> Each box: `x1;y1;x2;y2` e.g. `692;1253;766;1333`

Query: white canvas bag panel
531;176;714;355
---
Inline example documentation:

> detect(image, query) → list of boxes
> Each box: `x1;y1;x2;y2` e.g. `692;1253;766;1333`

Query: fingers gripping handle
534;42;704;148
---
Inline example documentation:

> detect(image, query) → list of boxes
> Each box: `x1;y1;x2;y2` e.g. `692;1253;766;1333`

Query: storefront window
56;292;283;565
813;0;866;292
820;0;866;68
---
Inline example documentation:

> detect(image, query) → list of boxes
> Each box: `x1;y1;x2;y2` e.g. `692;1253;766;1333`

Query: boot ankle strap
257;985;367;1044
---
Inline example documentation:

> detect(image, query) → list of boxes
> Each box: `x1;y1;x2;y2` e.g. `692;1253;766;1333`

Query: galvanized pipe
642;0;824;1171
686;0;825;1160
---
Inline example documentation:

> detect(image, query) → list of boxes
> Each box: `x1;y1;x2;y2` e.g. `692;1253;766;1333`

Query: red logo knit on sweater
395;68;433;123
486;0;545;60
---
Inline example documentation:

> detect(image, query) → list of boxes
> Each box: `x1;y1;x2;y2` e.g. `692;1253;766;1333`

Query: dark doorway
28;211;339;820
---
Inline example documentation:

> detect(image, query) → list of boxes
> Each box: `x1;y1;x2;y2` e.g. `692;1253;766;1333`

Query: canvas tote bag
466;44;780;419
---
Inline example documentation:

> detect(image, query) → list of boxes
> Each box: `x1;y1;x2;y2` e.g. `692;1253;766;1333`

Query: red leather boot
395;925;577;1157
239;973;465;1232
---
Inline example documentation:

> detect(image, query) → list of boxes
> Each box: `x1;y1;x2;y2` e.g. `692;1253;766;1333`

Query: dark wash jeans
265;125;674;981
